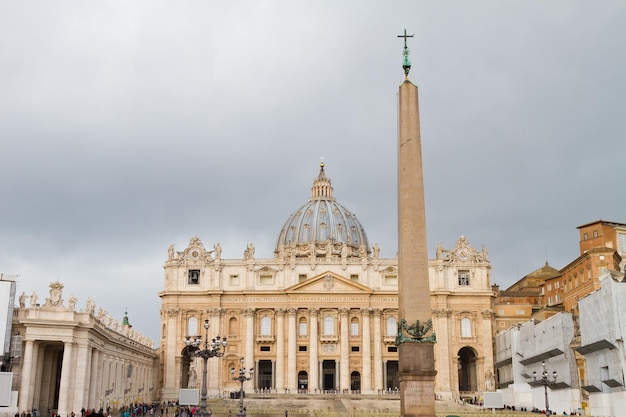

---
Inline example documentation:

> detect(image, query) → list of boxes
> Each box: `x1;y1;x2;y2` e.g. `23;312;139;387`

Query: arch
298;370;308;392
350;371;361;392
180;345;197;389
228;317;238;338
458;346;478;393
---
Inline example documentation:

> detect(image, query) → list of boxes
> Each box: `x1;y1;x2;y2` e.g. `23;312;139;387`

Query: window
583;232;588;240
548;296;553;305
388;346;397;353
260;346;270;352
323;316;335;335
350;318;359;336
547;283;552;291
298;345;307;352
593;230;598;238
386;317;397;336
458;270;470;286
298;318;307;336
260;316;271;336
298;274;307;283
188;270;200;285
350;274;359;282
384;275;397;285
461;317;472;337
555;294;560;302
618;233;626;253
229;274;239;285
259;274;273;285
516;310;525;315
187;317;198;336
555;281;559;289
351;346;360;352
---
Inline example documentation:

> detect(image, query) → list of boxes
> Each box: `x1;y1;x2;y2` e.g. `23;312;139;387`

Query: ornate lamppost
186;319;227;417
533;361;557;415
230;357;254;417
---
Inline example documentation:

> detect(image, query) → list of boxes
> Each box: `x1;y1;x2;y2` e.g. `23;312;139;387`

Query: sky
1;1;625;344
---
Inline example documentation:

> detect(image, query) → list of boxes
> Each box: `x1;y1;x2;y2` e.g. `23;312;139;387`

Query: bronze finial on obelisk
396;29;437;417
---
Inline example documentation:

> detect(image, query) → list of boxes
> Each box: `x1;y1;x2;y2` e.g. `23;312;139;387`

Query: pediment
285;271;372;294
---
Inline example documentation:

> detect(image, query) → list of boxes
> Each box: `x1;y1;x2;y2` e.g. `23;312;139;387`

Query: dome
275;163;370;259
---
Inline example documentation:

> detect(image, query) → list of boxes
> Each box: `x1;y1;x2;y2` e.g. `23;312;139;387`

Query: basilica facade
158;164;494;401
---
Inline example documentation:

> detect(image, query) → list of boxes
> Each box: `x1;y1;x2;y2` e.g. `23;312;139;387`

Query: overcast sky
1;2;625;344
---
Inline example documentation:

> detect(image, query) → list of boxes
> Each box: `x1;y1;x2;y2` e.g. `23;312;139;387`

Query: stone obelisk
396;30;436;417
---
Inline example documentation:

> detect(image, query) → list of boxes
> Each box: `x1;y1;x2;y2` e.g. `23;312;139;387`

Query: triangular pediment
285;271;372;294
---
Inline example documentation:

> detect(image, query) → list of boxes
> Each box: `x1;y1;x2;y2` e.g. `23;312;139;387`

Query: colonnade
18;338;155;415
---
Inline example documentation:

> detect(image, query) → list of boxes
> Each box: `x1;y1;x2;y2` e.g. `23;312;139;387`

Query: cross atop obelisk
396;29;437;417
397;29;414;79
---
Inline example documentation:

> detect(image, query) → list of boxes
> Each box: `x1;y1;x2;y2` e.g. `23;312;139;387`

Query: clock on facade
456;248;470;261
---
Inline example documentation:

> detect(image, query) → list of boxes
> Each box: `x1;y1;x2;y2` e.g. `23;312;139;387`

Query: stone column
397;62;436;416
339;308;350;390
89;349;101;409
275;309;286;391
244;308;256;391
72;341;90;412
208;308;224;393
372;309;383;391
361;308;372;393
308;308;319;392
165;309;179;391
18;340;34;412
57;341;74;417
287;308;297;392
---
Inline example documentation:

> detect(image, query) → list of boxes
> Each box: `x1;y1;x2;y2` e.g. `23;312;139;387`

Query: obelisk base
398;343;437;417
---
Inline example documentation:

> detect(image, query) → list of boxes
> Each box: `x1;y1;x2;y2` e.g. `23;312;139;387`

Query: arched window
323;315;335;335
461;317;472;337
350;318;359;336
299;317;308;336
229;317;238;338
386;317;397;336
187;317;198;336
260;316;272;336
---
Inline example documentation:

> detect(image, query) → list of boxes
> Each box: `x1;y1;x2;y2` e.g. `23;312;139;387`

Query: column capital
372;308;382;317
361;307;372;317
275;308;287;317
309;307;319;317
287;307;298;316
166;308;179;317
243;308;256;317
338;308;350;317
207;308;225;317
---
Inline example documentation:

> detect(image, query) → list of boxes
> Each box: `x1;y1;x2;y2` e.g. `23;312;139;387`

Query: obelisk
396;30;436;417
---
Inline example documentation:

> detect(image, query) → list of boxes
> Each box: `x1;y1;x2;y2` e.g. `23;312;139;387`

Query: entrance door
350;371;361;392
386;360;399;389
322;360;336;391
458;346;478;393
257;360;273;390
298;371;308;393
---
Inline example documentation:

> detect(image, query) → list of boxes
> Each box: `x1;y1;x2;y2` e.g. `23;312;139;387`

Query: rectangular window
461;318;472;337
259;274;273;285
547;283;552;291
260;346;270;352
384;275;397;285
299;321;307;336
593;230;598;238
350;274;359;281
351;346;360;352
298;345;307;352
555;282;559;289
618;233;626;253
387;346;397;353
188;270;200;285
584;232;588;240
548;296;552;305
516;310;525;315
229;274;239;285
298;274;307;283
458;270;470;286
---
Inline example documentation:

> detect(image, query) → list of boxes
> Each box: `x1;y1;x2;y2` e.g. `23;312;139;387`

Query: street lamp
533;361;557;415
186;319;227;417
230;357;254;417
